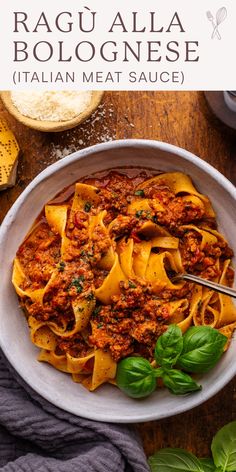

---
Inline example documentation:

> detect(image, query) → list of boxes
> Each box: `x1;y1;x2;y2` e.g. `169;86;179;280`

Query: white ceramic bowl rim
2;139;236;214
0;138;236;423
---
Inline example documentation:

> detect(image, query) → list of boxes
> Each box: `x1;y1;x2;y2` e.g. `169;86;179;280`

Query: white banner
0;0;235;90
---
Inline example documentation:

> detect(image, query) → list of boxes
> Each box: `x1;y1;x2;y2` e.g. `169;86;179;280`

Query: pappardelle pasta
12;170;236;392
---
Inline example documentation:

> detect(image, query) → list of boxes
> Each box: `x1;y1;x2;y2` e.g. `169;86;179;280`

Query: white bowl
0;139;236;423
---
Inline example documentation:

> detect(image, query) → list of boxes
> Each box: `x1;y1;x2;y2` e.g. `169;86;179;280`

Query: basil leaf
198;458;217;472
116;357;156;398
148;448;205;472
178;326;227;374
211;421;236;472
134;189;145;197
162;369;201;395
155;324;183;367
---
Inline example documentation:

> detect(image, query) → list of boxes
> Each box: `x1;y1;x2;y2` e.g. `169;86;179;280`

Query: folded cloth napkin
0;351;149;472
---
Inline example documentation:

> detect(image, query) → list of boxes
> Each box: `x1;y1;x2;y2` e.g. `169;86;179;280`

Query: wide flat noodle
118;238;134;278
152;236;179;249
45;204;68;236
137;221;170;238
13;171;236;393
145;251;183;291
69;183;100;223
127;199;152;214
12;258;55;305
71;294;96;335
217;260;236;327
89;210;115;270
28;316;58;350
219;322;236;350
45;204;71;260
38;349;68;373
167;299;189;324
133;241;152;278
95;253;127;304
180;224;218;250
179;285;203;332
66;351;95;374
137;172;215;217
82;349;117;391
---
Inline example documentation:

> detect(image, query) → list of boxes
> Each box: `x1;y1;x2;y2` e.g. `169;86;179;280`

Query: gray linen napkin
0;351;149;472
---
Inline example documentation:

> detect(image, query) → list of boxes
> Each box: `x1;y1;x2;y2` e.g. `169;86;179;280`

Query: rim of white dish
0;138;236;423
1;139;236;222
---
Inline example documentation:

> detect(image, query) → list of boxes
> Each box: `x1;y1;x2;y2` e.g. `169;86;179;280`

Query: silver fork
173;273;236;299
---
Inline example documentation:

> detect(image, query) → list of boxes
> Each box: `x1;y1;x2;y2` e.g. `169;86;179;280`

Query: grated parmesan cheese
11;91;92;122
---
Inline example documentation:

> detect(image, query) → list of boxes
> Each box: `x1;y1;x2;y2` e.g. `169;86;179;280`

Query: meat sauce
16;169;234;363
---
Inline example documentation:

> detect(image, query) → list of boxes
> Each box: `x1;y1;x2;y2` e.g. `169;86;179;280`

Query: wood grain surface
1;91;236;458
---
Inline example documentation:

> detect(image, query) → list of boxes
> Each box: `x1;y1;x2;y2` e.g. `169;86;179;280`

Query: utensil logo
206;7;227;39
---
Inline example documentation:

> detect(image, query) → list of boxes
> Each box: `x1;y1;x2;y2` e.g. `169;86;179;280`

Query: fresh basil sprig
198;458;216;472
155;324;183;368
178;326;227;374
148;448;205;472
116;324;227;399
161;369;201;395
148;421;236;472
211;421;236;471
116;357;157;399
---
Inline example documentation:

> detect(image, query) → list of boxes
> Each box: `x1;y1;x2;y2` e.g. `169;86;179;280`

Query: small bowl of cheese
0;90;104;132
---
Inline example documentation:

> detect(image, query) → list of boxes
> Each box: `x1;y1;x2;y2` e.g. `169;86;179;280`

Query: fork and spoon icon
206;7;227;39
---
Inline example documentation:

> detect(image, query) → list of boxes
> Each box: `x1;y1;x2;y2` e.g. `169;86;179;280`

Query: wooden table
1;91;236;458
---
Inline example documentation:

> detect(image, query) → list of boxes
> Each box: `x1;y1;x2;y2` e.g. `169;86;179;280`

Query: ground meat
57;333;89;358
89;280;171;362
17;222;61;287
154;198;205;232
17;170;235;367
109;215;138;239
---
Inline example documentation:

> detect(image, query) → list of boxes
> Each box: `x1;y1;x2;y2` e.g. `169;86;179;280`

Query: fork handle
174;273;236;299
